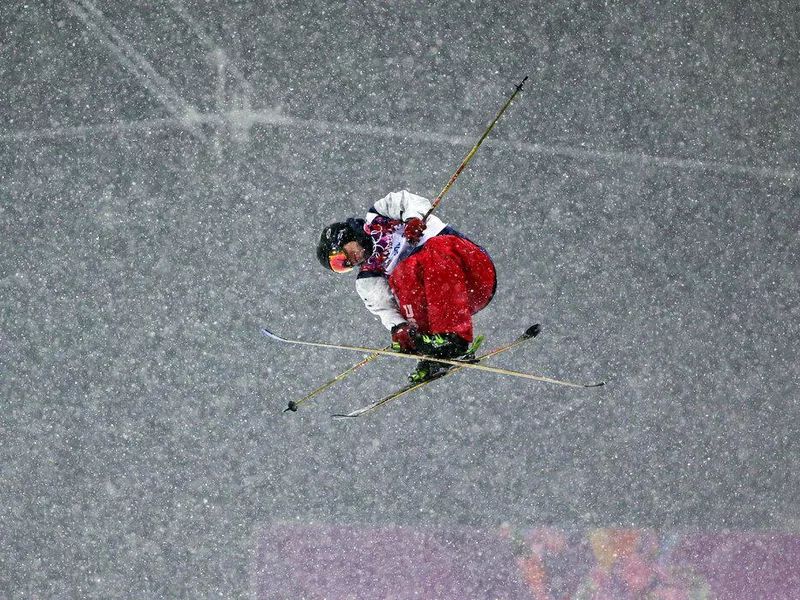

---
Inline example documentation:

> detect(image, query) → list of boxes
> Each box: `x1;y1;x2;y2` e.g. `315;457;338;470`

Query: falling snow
2;1;798;598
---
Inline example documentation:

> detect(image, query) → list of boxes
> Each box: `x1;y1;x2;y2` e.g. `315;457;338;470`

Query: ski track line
1;111;796;183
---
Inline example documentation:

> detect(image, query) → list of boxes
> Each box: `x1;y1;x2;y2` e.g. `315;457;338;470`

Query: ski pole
423;75;528;221
282;346;388;412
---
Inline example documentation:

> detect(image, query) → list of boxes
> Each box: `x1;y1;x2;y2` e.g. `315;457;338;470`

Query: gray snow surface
1;1;798;597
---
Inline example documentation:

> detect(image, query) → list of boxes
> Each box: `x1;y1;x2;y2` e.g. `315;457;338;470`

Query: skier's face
342;241;367;267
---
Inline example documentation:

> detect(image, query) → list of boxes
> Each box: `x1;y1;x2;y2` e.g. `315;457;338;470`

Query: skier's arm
368;190;431;222
355;276;406;331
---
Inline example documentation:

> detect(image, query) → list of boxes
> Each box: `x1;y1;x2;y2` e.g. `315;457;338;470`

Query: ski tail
261;328;287;343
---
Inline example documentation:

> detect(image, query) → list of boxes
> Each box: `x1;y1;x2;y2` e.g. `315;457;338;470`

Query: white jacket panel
355;276;406;330
368;190;447;235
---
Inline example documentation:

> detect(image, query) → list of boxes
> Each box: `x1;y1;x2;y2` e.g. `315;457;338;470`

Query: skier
316;190;497;382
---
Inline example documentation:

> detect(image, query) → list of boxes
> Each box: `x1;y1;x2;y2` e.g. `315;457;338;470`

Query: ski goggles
327;249;354;273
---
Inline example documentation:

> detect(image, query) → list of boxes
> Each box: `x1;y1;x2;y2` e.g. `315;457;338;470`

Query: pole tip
284;401;299;413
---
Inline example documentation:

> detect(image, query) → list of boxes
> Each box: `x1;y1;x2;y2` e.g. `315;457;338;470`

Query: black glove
391;323;417;352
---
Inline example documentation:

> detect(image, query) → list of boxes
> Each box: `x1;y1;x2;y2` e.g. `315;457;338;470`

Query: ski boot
408;332;483;383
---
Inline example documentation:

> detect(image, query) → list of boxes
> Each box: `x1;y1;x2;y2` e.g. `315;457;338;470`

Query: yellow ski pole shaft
423;75;528;221
284;346;389;412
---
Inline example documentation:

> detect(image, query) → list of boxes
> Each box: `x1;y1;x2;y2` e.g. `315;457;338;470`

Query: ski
332;324;542;418
261;326;604;389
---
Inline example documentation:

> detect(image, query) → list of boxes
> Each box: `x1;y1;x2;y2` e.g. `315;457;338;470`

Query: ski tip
524;324;542;339
261;327;283;342
587;381;606;388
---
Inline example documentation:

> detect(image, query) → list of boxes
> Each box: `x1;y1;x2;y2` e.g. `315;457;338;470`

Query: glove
391;323;417;352
404;217;426;243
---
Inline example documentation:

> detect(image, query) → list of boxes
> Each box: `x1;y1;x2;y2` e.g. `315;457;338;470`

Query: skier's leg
388;255;430;334
421;247;474;342
387;237;472;341
413;235;497;340
389;250;465;381
389;236;496;381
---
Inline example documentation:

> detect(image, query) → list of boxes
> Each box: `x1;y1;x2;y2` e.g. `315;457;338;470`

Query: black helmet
316;218;373;271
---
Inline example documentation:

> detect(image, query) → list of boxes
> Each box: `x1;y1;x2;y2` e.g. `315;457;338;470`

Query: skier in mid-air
317;190;496;383
270;80;597;416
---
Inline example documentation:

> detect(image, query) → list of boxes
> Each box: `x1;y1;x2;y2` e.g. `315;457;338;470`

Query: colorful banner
513;528;799;599
254;524;799;599
255;524;535;599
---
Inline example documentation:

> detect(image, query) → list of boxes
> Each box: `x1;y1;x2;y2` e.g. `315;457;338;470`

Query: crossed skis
261;324;604;418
